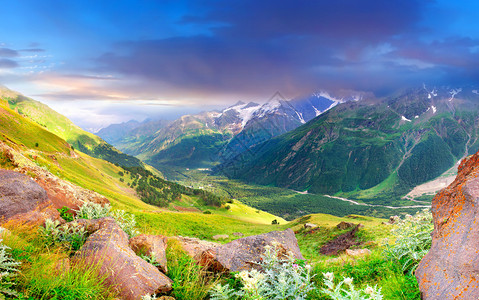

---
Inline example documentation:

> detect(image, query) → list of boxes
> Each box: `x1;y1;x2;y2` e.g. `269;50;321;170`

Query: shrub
210;242;315;299
74;202;139;238
42;219;88;251
384;209;433;274
320;272;383;300
75;202;110;220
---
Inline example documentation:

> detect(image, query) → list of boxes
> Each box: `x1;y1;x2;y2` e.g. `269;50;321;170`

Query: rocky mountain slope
100;91;365;172
218;86;479;203
0;86;143;168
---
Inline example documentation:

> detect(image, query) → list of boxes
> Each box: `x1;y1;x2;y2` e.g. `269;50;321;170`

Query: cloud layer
2;0;479;128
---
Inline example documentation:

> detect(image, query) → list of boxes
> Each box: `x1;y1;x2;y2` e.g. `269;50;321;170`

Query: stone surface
232;232;244;237
304;223;318;229
74;217;172;299
20;166;109;211
416;152;479;299
345;248;371;258
212;234;229;240
199;228;304;272
336;221;356;230
170;236;220;261
320;225;360;256
0;169;49;220
129;234;168;273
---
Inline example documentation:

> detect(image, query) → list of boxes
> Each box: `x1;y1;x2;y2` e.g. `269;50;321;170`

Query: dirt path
324;195;430;209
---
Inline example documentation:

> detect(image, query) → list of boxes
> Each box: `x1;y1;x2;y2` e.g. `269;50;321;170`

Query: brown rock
345;248;371;258
320;225;360;256
416;152;479;299
304;223;318;229
336;221;356;230
20;166;109;212
199;228;304;272
170;236;220;261
212;234;229;240
74;217;172;299
0;169;49;220
129;234;168;273
232;232;244;237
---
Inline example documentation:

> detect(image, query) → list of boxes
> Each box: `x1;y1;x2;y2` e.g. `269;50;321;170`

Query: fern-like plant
0;238;20;299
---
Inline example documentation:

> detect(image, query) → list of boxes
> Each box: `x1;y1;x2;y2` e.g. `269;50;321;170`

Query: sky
1;0;479;130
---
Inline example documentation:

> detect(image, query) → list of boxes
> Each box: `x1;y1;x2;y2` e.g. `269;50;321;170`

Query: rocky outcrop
170;236;220;261
0;169;63;226
19;166;109;211
130;234;168;273
199;228;304;272
0;169;49;220
416;152;479;299
74;217;172;299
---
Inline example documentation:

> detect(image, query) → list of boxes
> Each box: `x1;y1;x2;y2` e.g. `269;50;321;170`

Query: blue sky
1;0;479;130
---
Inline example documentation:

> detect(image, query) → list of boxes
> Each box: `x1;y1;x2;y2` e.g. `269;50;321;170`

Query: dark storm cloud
95;0;447;96
0;48;19;58
0;59;19;68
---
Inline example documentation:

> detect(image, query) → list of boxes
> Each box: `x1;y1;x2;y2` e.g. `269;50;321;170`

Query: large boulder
169;236;220;261
0;169;62;226
199;228;304;272
129;234;168;274
416;152;479;299
0;169;49;220
74;217;172;299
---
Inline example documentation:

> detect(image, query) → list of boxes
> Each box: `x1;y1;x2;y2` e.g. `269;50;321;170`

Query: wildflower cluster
384;208;433;274
210;242;315;300
320;272;383;300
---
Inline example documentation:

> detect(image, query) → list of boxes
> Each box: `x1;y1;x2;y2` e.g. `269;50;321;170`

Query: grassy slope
0;99;283;240
0;86;144;168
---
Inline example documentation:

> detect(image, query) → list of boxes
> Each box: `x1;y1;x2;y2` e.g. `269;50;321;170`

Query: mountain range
98;91;367;174
219;86;479;202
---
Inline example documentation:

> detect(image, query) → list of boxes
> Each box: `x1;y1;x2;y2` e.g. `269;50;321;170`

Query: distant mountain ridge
218;86;479;203
99;90;365;172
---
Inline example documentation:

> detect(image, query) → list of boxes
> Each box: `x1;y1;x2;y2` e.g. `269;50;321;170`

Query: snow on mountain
449;88;462;101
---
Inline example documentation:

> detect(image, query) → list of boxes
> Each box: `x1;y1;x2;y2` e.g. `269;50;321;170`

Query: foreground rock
416;152;479;299
0;169;62;225
20;166;109;211
74;218;172;299
0;169;49;220
199;228;304;272
170;236;220;261
130;234;168;273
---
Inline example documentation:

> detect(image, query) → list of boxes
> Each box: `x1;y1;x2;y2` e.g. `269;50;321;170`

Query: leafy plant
75;202;110;220
0;238;21;299
210;242;315;300
74;202;139;238
384;209;433;274
58;206;74;222
320;272;383;300
42;219;88;251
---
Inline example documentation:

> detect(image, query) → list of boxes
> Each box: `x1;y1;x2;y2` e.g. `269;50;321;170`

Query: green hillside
219;87;479;204
0;86;143;168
